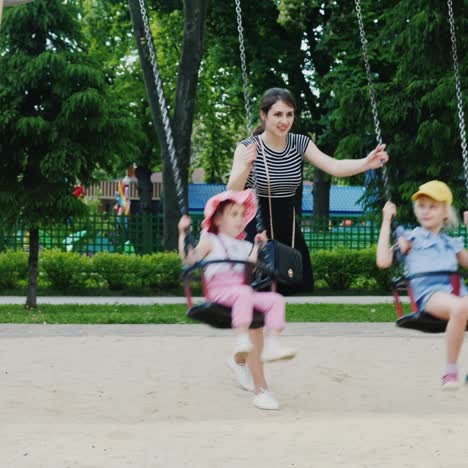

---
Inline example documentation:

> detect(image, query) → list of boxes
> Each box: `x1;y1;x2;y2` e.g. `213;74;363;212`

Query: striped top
241;133;311;198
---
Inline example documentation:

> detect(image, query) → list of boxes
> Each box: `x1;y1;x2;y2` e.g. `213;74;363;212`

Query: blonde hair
444;205;459;230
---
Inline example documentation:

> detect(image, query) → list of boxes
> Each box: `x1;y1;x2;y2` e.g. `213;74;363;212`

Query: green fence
1;213;467;254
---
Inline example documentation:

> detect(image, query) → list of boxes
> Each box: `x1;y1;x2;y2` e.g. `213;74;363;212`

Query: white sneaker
253;388;280;410
227;356;254;392
233;333;253;361
261;336;296;363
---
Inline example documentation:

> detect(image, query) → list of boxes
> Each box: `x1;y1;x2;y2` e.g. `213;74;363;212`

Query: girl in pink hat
178;189;296;410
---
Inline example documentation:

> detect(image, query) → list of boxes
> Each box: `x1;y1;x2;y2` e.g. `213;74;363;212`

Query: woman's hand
365;144;389;170
178;215;191;234
382;201;396;221
464;211;468;227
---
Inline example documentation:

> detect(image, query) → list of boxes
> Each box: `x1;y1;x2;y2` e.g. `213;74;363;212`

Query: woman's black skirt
245;195;314;295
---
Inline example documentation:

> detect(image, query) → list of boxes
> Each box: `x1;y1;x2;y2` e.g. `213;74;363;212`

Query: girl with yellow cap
377;180;468;390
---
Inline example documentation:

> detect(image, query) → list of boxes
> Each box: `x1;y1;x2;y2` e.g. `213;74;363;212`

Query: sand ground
1;323;467;468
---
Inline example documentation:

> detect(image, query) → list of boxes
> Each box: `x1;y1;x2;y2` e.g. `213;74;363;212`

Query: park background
0;0;466;305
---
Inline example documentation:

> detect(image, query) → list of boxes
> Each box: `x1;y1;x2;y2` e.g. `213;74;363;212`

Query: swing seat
187;302;265;329
396;310;454;334
393;271;468;333
183;259;273;329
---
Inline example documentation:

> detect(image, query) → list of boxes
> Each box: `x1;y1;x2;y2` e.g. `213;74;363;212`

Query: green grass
0;303;404;324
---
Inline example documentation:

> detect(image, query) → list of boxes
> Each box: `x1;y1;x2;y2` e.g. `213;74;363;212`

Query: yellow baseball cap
411;180;453;205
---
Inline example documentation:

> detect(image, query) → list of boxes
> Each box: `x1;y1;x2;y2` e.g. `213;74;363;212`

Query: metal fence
1;213;467;254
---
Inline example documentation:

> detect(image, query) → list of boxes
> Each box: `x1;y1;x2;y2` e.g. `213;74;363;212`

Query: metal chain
447;0;468;200
354;0;391;202
234;0;253;134
137;0;187;215
234;0;266;234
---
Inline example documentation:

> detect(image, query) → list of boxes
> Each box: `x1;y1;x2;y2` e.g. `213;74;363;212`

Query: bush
312;246;393;291
92;252;140;290
140;252;182;291
357;246;393;291
0;247;395;293
41;249;90;290
0;250;28;290
312;247;364;290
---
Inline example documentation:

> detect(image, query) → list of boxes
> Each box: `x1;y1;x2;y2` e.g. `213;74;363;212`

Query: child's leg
209;284;255;329
425;293;468;386
251;292;286;332
209;284;255;359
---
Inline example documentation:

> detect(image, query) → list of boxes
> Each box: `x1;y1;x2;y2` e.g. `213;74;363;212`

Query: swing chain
447;0;468;199
137;0;187;215
234;0;253;134
354;0;391;202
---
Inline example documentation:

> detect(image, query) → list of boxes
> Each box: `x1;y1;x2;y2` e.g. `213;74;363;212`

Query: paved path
0;295;408;305
0;322;417;338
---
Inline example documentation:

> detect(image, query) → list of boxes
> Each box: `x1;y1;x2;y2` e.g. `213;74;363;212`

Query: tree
128;0;209;249
316;0;467;221
81;0;158;215
0;0;139;306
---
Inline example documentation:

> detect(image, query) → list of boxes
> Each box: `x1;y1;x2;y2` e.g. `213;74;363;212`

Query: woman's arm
376;202;397;269
304;140;389;177
227;142;257;191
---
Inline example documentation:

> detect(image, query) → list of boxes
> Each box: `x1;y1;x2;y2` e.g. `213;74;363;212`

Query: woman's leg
247;328;267;392
425;293;468;365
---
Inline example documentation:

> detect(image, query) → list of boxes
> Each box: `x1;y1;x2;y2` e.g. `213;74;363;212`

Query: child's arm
456;249;468;269
456;211;468;268
376;201;397;269
178;215;212;265
247;230;268;263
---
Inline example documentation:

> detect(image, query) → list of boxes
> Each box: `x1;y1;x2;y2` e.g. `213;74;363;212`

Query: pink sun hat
201;189;257;240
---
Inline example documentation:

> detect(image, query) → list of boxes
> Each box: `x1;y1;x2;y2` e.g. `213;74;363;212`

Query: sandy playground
1;322;468;468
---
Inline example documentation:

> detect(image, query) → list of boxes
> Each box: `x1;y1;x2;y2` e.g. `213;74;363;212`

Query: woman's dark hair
253;88;297;136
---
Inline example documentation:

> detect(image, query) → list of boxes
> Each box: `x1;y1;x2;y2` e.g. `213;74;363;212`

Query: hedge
0;247;393;293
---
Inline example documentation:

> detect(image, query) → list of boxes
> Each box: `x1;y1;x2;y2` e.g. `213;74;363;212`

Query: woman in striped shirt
228;87;389;294
226;88;389;409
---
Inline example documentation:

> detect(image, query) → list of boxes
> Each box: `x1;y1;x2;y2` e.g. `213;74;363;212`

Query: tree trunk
312;169;331;230
135;165;152;213
128;0;208;250
25;227;39;308
164;0;208;249
135;165;153;253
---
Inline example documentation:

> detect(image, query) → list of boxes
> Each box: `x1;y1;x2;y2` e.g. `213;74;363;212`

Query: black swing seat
393;271;468;333
183;259;273;329
396;310;456;334
187;302;265;329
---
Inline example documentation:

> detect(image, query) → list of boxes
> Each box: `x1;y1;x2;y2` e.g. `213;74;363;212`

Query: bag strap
257;136;296;248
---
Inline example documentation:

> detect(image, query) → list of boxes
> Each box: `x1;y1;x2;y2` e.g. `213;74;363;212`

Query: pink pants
206;272;286;330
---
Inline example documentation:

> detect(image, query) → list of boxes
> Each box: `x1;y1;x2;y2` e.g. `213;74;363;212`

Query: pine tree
0;0;139;306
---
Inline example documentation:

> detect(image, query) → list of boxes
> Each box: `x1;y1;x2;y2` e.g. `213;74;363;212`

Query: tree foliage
0;0;139;304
